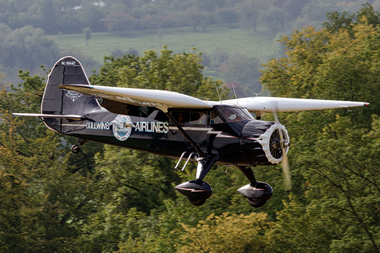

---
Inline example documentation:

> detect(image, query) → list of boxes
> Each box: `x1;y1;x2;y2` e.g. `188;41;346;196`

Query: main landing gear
174;154;273;208
237;166;273;207
71;138;88;154
175;155;219;206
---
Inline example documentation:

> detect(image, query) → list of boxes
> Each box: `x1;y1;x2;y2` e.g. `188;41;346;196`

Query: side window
171;111;186;125
189;111;207;125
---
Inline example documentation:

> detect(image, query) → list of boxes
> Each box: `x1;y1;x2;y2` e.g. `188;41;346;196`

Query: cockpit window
215;107;253;123
210;111;223;124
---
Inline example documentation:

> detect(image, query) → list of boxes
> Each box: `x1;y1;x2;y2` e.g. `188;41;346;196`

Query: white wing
219;97;369;116
58;84;212;112
59;84;368;115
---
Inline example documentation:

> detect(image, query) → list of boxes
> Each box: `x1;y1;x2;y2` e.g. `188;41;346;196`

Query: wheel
71;144;81;154
188;197;207;206
247;198;267;208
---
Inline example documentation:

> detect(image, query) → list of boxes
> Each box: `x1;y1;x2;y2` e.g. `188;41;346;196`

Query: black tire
188;197;207;206
247;198;267;208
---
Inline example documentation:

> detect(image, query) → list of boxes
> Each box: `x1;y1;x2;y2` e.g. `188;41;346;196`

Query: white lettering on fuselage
134;121;169;133
86;122;110;130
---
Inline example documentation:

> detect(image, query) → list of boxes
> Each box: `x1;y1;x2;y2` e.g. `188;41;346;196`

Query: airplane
13;56;369;207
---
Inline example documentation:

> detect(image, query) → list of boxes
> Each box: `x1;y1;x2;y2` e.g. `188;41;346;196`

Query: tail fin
42;56;101;132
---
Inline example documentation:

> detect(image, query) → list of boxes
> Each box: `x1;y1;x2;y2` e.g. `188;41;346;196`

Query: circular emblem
112;115;132;141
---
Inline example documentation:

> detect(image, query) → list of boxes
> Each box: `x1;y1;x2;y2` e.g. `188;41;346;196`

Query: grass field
48;24;283;65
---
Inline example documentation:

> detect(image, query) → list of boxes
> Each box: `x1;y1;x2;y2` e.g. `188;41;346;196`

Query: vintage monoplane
13;56;369;207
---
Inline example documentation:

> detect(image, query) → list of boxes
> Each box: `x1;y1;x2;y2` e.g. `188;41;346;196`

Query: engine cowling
241;120;290;165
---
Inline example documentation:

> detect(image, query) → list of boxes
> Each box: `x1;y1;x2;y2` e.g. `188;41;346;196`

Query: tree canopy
260;7;380;252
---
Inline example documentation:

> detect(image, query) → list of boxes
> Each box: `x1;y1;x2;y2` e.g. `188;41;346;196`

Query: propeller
272;101;291;190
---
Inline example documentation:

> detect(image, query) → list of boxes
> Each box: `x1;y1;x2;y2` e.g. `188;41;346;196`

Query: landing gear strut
71;138;88;154
237;166;273;207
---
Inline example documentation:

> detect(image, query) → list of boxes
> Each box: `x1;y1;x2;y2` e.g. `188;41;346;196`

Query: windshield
215;107;254;123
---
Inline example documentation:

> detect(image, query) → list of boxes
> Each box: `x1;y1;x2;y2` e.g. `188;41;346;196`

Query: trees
83;27;92;46
235;0;268;32
0;70;99;252
0;24;60;84
218;54;261;96
260;8;380;252
180;212;274;252
324;3;380;36
264;116;380;252
103;10;136;32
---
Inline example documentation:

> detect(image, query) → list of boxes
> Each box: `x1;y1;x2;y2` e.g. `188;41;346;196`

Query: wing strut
165;112;206;157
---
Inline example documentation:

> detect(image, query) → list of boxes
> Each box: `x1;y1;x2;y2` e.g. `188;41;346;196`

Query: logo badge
112;115;133;141
66;91;82;102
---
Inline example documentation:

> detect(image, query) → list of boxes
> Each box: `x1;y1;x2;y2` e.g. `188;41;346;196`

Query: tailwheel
247;198;267;208
71;144;81;154
71;139;88;154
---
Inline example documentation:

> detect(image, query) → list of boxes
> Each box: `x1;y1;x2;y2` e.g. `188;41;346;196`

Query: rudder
41;56;101;132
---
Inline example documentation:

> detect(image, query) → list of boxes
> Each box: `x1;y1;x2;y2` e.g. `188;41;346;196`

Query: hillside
49;24;281;65
47;24;282;96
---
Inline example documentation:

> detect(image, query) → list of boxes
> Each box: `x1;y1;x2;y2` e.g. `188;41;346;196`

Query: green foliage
180;212;273;252
0;69;98;252
235;0;267;32
218;54;261;96
261;12;380;252
267;116;380;252
324;3;380;36
94;147;181;213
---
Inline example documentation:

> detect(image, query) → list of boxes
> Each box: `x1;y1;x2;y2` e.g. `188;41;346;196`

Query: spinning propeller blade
272;102;291;190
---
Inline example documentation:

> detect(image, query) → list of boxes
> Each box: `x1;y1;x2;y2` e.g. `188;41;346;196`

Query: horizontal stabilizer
12;113;85;120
